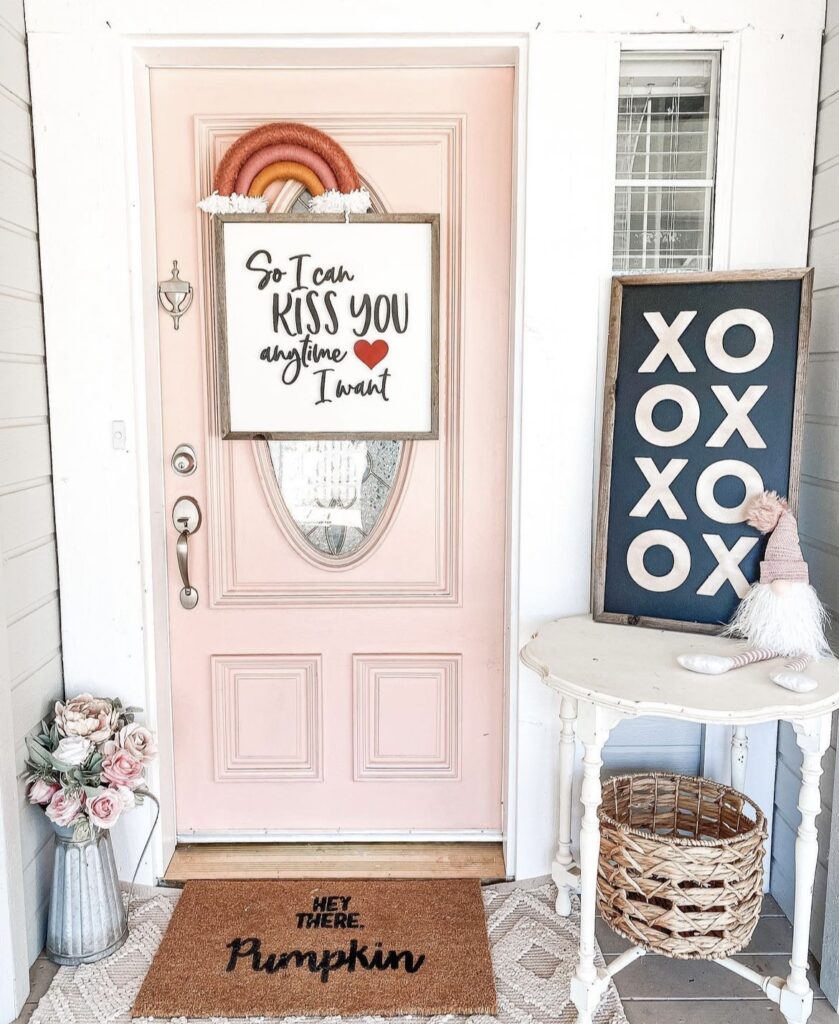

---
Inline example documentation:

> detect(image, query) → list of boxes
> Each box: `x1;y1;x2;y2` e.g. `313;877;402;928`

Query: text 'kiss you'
248;249;409;406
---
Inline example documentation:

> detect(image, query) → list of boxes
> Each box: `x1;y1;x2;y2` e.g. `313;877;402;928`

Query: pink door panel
149;66;514;834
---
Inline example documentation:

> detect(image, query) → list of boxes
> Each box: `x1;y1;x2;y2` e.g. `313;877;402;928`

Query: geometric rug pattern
30;878;627;1024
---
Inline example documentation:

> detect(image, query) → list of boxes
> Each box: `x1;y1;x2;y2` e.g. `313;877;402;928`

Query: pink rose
88;790;123;830
28;779;59;806
101;749;144;790
104;723;157;764
54;693;119;743
45;789;84;828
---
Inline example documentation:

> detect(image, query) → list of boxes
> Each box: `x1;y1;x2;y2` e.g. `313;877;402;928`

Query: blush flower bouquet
24;693;157;839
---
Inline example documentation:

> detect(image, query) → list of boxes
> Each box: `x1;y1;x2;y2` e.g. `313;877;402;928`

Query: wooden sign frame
213;213;440;440
593;268;814;634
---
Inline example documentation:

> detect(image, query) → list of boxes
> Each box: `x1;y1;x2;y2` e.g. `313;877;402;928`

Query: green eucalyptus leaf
26;742;52;769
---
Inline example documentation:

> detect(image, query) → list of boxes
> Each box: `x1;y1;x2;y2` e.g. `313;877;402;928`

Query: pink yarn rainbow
234;144;339;195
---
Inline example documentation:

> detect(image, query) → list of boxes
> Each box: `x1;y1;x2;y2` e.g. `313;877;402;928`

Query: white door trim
29;33;529;882
135;43;526;865
0;572;29;1021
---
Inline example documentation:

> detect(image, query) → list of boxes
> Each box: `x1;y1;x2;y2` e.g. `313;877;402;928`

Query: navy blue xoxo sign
594;271;812;632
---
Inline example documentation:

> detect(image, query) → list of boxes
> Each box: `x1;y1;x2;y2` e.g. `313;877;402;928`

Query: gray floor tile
10;956;58;1024
741;914;795;955
596;915;633;955
623;998;836;1023
27;958;58;1003
609;953;821;1001
596;906;794;958
760;894;786;917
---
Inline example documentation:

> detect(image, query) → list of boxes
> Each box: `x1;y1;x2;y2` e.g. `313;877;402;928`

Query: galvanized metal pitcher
46;824;127;965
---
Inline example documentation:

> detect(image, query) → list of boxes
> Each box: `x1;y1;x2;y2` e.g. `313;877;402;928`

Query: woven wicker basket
597;773;767;960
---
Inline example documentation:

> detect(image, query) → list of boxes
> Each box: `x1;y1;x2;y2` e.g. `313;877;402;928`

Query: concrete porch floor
599;895;837;1023
12;895;837;1023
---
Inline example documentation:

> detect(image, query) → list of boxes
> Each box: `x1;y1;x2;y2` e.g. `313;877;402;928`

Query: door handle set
172;496;201;609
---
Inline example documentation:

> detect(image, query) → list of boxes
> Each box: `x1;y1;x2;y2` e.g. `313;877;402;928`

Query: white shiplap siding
0;0;64;966
771;0;839;964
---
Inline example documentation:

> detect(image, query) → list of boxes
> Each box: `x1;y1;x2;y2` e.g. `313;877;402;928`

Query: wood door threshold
162;841;507;885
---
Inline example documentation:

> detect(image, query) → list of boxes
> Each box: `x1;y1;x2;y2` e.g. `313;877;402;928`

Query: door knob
172;496;201;609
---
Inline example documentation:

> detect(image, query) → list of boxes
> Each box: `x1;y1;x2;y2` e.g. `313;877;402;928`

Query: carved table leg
553;696;578;916
731;725;748;792
570;702;621;1024
778;714;832;1024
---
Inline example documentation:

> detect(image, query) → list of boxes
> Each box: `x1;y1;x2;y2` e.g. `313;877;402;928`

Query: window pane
613;185;713;271
614;52;720;272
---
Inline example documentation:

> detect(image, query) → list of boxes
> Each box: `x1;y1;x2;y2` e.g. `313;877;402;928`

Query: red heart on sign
353;339;389;369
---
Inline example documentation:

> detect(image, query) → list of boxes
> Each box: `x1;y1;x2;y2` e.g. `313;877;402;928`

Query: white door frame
138;41;528;861
29;32;530;880
23;0;824;889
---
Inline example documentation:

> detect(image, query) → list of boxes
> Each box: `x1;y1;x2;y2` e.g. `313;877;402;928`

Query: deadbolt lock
171;444;197;476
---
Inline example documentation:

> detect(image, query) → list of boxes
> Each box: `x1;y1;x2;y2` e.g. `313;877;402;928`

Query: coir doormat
131;878;497;1019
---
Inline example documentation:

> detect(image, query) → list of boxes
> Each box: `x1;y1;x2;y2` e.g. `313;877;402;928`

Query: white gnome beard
722;581;831;660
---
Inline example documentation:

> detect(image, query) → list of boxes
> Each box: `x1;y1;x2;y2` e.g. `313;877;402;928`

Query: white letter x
639;311;698;373
697;534;759;598
706;385;767;448
629;457;688;520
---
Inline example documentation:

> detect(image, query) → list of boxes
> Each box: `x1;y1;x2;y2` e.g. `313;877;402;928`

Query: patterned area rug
30;878;627;1023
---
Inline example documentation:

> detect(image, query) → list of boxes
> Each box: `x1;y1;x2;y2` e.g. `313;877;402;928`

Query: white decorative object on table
678;491;830;693
521;615;839;1024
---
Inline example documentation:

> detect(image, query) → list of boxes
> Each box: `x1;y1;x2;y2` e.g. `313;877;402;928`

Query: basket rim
599;771;767;847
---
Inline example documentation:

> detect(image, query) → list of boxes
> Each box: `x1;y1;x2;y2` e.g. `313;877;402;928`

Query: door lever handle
172;497;201;609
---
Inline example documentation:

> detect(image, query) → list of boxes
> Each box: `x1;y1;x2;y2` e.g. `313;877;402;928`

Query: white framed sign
213;214;439;439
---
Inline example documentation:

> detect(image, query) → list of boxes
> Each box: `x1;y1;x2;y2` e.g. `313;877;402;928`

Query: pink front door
149;66;514;836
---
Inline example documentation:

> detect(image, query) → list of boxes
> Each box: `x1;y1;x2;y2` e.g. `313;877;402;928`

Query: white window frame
613;49;722;272
614;37;740;274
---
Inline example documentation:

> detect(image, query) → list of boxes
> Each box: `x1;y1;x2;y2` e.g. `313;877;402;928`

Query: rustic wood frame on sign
213;212;441;440
593;267;814;634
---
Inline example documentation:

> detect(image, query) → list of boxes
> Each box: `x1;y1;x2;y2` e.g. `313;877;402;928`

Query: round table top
520;614;839;725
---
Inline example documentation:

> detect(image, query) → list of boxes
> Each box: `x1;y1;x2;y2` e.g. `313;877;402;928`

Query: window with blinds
613;52;720;272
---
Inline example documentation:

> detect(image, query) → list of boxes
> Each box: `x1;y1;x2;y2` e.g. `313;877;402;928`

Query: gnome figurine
678;491;831;693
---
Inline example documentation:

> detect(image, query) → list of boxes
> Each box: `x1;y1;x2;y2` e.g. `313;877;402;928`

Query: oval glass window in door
261;180;407;562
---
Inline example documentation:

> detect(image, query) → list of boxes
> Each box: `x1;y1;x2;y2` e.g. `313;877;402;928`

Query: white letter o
626;530;691;592
705;308;773;373
696;459;764;524
635;385;700;447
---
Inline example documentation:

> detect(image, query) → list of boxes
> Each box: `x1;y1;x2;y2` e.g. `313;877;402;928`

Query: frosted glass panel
268;440;403;558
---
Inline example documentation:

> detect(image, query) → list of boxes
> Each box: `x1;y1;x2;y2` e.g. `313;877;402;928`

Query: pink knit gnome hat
746;491;809;585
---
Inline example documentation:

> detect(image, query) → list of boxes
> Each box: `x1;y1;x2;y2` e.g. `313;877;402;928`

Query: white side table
521;614;839;1024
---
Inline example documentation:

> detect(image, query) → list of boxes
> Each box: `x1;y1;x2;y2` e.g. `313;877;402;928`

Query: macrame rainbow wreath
198;121;371;215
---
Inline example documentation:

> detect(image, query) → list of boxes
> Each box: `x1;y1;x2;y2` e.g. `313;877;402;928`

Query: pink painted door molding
149;66;515;835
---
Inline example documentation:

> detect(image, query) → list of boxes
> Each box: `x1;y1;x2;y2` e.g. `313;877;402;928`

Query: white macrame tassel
197;192;269;215
308;189;372;215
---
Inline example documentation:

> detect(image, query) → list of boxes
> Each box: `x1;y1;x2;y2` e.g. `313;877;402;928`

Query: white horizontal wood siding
603;717;703;777
0;0;63;971
772;0;839;968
